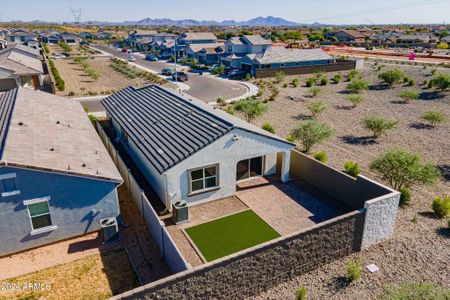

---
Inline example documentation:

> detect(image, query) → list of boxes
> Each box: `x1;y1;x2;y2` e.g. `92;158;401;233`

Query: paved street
93;45;248;102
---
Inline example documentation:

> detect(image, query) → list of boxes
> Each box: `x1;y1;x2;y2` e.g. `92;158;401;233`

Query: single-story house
39;33;60;44
396;34;437;45
95;32;113;39
0;87;122;256
333;30;368;43
186;43;224;65
59;33;81;45
5;30;37;43
0;45;43;89
0;39;6;50
101;85;293;210
240;47;335;74
80;32;94;40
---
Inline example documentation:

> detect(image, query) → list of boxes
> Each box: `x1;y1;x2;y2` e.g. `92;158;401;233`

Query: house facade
221;35;272;68
333;30;368;44
0;88;122;256
176;32;218;57
186;43;224;65
102;85;293;211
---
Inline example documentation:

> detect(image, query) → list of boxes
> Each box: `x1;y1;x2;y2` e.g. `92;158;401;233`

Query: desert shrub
344;160;360;177
286;134;296;142
333;73;342;84
408;78;415;86
346;261;362;283
86;67;100;80
58;41;72;52
347;94;364;107
369;149;441;190
398;89;420;103
294;286;307;300
244;73;251;81
309;87;321;97
429;74;450;92
379;282;450;300
314;70;324;80
431;68;437;75
346;70;361;82
261;123;275;134
226;106;234;115
293;78;299;87
436;42;449;49
48;58;65;91
233;98;267;123
306;77;315;87
67;91;75;96
403;76;410;84
363;116;397;138
290;120;334;153
313;151;327;163
346;79;369;93
379;69;405;86
320;77;328;85
420;110;448;127
399;187;412;207
216;97;226;106
42;43;50;54
431;196;450;218
283;82;289;88
275;71;286;83
307;100;326;117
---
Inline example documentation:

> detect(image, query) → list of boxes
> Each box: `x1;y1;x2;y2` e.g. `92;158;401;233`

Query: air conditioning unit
172;200;189;224
100;217;119;243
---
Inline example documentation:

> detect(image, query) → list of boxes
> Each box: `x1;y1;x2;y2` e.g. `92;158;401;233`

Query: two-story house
221;35;272;68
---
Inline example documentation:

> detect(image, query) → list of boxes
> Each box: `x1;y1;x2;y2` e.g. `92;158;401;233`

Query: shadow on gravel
291;114;313;121
436;227;450;238
340;135;377;145
409;122;433;130
330;276;350;290
437;164;450;182
419;91;445;100
369;84;389;91
335;105;353;110
418;211;439;219
391;100;408;104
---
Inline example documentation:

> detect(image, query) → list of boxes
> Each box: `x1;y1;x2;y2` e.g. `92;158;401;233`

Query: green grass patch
185;210;280;262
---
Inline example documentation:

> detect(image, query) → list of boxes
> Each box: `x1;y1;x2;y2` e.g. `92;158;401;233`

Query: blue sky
1;0;449;24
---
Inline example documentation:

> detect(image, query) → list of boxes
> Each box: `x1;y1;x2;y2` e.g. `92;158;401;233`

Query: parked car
172;72;189;82
62;52;70;57
128;55;136;62
50;53;65;59
121;48;131;53
228;69;247;78
145;54;158;61
161;67;176;76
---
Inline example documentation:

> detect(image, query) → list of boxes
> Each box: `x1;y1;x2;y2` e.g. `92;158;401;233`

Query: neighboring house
0;45;43;89
221;35;272;68
101;85;293;211
0;87;122;256
396;34;437;45
370;33;398;44
5;30;37;43
0;39;6;50
153;33;178;42
186;43;224;65
23;38;39;49
80;32;94;40
177;32;218;57
95;32;113;39
39;33;60;44
333;30;368;43
127;29;157;47
59;33;81;45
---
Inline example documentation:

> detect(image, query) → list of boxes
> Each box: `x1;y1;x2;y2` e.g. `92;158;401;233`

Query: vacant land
232;63;450;299
0;248;138;300
185;210;280;262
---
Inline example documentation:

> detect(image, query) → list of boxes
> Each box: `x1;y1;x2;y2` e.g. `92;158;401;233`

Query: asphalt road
93;45;247;102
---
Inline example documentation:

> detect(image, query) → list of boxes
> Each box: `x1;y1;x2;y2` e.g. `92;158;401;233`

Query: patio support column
281;150;290;182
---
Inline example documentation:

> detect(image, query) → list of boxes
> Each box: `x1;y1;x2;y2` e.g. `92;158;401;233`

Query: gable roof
0;48;43;74
252;47;333;65
336;30;367;39
241;35;272;46
187;43;224;53
0;88;121;182
102;85;293;174
182;32;217;41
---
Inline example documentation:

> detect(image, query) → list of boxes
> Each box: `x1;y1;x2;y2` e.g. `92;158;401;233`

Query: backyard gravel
244;62;450;299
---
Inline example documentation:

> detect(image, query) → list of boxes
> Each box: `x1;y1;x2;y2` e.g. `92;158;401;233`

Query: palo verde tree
290;120;334;153
233;97;267;123
363;116;397;139
369;149;441;191
378;69;405;87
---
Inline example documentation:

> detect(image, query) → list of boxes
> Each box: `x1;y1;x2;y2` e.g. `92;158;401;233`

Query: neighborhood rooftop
182;32;217;40
242;35;272;45
0;88;121;182
253;47;333;64
101;85;292;174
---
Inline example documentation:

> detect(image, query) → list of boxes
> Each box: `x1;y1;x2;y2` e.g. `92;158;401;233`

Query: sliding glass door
236;156;263;181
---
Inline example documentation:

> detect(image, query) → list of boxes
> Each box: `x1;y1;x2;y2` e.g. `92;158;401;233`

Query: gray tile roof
0;88;17;156
102;85;294;174
102;85;234;174
242;35;272;46
0;88;121;182
182;32;217;41
253;47;333;65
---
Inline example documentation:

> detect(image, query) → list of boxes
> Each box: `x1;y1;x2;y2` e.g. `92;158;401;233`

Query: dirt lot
236;63;450;299
52;57;154;97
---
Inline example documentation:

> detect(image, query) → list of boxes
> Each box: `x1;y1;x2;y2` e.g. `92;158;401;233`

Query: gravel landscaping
234;63;450;299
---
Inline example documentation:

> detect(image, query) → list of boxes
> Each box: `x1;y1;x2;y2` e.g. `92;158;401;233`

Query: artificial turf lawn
185;210;280;262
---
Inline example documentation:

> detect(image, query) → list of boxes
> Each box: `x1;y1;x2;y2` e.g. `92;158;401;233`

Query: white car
128;55;136;62
50;53;65;59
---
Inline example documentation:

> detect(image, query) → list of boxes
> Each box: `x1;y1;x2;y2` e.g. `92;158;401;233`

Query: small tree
233;98;267;123
344;161;361;177
420;110;448;127
363;116;397;138
430;74;450;92
216;97;226;106
346;79;369;93
320;77;328;85
307;100;326;117
379;69;405;86
290;120;334;153
346;70;361;82
347;94;364;107
309;87;321;97
261;123;275;134
306;77;315;87
275;71;286;83
398;89;420;103
436;42;449;49
431;196;450;218
369;149;441;190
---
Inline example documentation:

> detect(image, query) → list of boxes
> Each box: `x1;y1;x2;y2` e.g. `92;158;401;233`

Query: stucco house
101;85;293;211
0;39;6;50
221;35;272;68
0;87;122;256
333;30;368;44
185;43;224;65
5;30;37;43
176;32;218;57
59;33;81;45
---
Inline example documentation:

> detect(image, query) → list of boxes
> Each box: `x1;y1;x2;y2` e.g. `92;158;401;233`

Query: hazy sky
1;0;449;24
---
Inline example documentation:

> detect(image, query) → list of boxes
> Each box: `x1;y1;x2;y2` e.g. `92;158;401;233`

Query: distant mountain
85;16;322;27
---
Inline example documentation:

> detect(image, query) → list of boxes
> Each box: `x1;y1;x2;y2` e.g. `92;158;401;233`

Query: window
0;173;20;197
189;164;219;194
24;197;56;234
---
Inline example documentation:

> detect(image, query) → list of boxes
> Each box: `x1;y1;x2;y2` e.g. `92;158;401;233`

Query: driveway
93;45;248;103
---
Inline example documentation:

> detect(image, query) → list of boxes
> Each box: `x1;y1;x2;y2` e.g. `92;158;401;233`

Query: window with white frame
0;173;20;197
189;164;219;194
24;198;54;231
